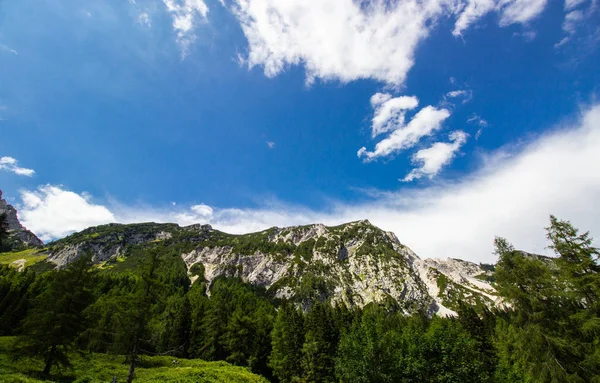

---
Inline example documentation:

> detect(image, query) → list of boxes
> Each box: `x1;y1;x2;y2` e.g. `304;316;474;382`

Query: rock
40;218;500;316
0;189;44;249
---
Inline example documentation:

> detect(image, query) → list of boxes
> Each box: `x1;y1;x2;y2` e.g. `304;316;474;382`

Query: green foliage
2;216;600;383
493;216;600;383
15;256;97;374
0;336;268;383
336;306;488;383
301;302;338;382
269;304;304;383
0;249;49;269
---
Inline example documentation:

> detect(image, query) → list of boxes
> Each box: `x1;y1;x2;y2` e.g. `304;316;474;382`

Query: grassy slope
0;249;48;269
0;337;268;383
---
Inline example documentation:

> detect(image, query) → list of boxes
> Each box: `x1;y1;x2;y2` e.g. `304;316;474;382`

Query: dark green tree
335;305;402;383
269;304;305;383
493;219;600;383
17;256;96;375
301;302;337;382
85;248;166;383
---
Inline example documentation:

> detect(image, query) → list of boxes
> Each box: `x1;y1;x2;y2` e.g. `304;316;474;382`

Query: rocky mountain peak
8;213;499;316
0;189;43;249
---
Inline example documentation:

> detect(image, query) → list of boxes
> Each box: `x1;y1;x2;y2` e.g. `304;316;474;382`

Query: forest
1;215;599;382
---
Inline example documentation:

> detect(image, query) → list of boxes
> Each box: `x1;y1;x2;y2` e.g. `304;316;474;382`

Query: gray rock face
0;189;44;248
180;221;494;315
47;223;184;268
41;218;499;316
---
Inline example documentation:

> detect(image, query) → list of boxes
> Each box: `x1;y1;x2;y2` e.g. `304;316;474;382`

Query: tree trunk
43;344;57;375
127;341;138;383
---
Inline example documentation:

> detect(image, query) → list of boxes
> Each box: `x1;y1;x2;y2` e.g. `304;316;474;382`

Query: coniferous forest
1;216;600;382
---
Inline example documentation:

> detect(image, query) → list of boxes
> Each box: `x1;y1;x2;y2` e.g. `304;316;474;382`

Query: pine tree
85;249;165;383
493;223;600;383
17;256;96;375
301;302;337;382
269;304;305;383
546;216;600;381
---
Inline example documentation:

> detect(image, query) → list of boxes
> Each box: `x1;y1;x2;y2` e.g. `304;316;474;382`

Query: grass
0;249;48;269
0;337;268;383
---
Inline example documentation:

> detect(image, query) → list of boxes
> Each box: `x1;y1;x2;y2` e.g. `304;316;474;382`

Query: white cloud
565;0;587;11
231;0;443;86
191;203;214;217
563;9;585;35
370;93;420;137
358;105;451;161
19;185;116;241
556;0;595;47
163;0;209;57
0;43;18;55
17;103;600;263
231;0;551;85
139;12;151;27
454;0;548;35
446;90;468;98
453;0;496;36
498;0;548;26
467;114;489;127
267;141;276;149
403;130;468;182
0;156;35;177
446;89;473;103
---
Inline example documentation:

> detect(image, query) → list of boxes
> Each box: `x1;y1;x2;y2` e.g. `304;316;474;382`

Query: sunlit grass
0;337;268;383
0;249;48;269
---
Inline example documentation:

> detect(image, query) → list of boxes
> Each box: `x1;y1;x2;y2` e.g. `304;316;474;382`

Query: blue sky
1;0;600;262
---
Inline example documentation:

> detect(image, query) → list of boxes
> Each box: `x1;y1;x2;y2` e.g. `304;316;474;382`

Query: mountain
28;219;499;316
0;189;43;249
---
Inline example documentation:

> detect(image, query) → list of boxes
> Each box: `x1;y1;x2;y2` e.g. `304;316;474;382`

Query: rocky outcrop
0;189;43;248
46;222;184;268
41;219;499;316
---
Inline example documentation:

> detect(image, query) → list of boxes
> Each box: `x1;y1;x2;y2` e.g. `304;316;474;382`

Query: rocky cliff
41;219;498;316
0;189;43;249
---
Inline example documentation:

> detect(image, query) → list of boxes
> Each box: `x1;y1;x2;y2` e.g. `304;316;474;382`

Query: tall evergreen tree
301;302;337;383
269;304;305;383
493;221;600;383
17;256;96;375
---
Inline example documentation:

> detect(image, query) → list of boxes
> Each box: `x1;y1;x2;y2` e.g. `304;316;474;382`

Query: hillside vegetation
0;216;599;382
0;337;267;383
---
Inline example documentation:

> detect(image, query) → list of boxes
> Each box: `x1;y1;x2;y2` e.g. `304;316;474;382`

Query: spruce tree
17;256;96;375
269;304;305;382
301;302;337;383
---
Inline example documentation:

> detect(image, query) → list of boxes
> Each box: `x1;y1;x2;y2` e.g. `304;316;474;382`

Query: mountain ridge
0;189;499;316
30;219;497;316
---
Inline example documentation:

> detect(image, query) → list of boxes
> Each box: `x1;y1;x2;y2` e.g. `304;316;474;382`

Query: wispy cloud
266;141;276;149
0;156;35;177
556;0;597;47
402;131;468;182
467;114;489;126
358;104;451;161
445;89;473;104
163;0;209;57
0;43;18;55
370;93;420;137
